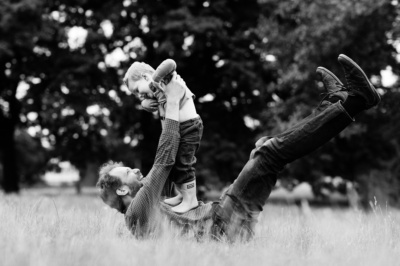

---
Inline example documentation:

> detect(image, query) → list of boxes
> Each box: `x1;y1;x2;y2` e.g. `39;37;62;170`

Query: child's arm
149;81;167;103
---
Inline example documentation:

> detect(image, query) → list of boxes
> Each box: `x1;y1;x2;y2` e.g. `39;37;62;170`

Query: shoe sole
338;54;381;107
316;66;343;86
153;59;176;83
316;66;348;103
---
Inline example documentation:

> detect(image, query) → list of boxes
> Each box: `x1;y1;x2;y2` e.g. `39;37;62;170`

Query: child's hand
151;81;165;92
141;98;158;112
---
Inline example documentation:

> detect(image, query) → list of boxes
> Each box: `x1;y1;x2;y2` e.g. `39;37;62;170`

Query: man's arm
125;73;185;228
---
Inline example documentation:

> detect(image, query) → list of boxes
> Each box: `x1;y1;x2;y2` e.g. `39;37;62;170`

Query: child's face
127;74;154;100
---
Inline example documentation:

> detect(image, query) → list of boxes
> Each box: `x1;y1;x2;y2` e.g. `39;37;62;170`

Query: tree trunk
0;114;19;193
0;74;21;193
80;161;101;187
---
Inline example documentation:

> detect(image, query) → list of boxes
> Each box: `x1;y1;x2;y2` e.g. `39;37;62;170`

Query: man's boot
316;67;348;102
171;180;199;214
164;186;182;206
338;54;381;109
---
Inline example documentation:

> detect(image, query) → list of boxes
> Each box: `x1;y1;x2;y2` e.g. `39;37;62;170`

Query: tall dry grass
1;188;399;266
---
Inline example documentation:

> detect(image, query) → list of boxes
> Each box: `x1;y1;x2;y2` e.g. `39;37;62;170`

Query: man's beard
128;182;142;197
118;183;139;214
118;197;127;214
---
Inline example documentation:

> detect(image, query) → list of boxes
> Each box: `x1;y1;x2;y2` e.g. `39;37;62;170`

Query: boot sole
338;54;381;107
316;66;343;87
317;67;343;91
152;59;176;83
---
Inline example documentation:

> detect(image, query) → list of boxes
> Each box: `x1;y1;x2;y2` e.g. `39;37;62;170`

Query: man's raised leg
249;66;348;160
211;55;380;242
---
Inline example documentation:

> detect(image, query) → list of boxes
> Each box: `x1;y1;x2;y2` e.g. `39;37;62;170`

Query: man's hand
163;72;186;121
163;72;186;103
141;98;158;112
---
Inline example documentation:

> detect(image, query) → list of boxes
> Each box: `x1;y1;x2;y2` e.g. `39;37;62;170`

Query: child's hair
123;62;155;87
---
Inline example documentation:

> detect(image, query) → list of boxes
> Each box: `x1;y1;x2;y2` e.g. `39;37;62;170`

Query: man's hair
97;161;125;212
123;62;155;87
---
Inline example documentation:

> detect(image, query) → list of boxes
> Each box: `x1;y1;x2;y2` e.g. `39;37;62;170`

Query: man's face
109;166;144;194
126;75;154;101
103;167;144;212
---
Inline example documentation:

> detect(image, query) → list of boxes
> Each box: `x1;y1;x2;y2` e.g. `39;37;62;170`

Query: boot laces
317;82;348;109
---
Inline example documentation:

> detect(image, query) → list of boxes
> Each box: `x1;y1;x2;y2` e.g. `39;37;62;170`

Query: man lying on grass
97;55;380;242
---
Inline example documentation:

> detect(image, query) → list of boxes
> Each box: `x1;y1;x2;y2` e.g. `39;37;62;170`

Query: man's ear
116;185;130;196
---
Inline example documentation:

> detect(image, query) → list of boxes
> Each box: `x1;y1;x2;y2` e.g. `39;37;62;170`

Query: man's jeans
211;101;354;242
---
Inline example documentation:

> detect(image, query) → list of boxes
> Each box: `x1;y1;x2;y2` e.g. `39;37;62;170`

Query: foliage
2;0;268;190
0;0;399;203
0;0;45;191
115;0;267;185
256;0;400;200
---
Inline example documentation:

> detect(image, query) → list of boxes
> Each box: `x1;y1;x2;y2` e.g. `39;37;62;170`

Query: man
97;54;380;242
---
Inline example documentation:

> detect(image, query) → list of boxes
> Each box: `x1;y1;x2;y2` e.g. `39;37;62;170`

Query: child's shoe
171;181;199;214
152;59;176;85
164;186;183;206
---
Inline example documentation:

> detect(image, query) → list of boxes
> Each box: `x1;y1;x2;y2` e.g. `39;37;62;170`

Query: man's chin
118;198;127;214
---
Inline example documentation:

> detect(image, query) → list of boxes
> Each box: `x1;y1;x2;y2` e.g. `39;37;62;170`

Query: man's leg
211;55;380;242
249;66;348;160
212;101;353;241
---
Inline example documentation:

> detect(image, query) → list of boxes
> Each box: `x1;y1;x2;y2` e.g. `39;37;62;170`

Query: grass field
1;187;399;266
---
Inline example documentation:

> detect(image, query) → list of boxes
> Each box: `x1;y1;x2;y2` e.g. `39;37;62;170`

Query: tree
0;0;148;191
256;0;400;206
22;0;153;187
0;0;45;192
2;0;399;205
25;0;269;189
118;0;268;186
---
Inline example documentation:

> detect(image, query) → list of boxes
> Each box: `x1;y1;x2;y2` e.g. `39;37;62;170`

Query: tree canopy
0;0;399;206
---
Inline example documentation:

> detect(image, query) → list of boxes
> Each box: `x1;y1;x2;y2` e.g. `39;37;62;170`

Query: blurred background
0;0;399;209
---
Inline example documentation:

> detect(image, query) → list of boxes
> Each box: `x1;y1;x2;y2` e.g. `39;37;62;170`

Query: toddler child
123;59;203;214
